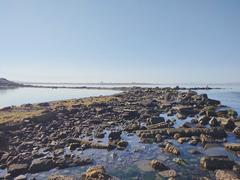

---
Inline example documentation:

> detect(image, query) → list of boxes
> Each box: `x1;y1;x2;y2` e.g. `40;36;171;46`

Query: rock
147;122;170;130
191;118;199;124
164;143;180;155
225;143;240;151
198;115;210;125
137;127;227;140
227;109;238;118
200;156;235;170
68;143;81;151
233;127;240;138
117;140;128;148
155;134;163;142
95;131;105;138
7;163;29;177
29;158;55;173
207;98;221;106
147;116;165;125
108;131;122;140
158;170;177;178
81;165;113;179
173;158;187;165
233;163;240;174
215;170;239;180
48;175;76;180
188;139;198;145
209;117;220;127
218;118;236;131
124;123;140;132
177;137;188;144
174;106;197;116
217;109;238;118
176;113;186;120
150;160;169;171
182;122;193;128
14;175;27;180
38;102;50;107
122;110;140;120
0;131;8;150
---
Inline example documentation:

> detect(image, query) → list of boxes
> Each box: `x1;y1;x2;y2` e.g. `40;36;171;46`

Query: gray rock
29;158;55;173
7;163;29;177
200;156;235;170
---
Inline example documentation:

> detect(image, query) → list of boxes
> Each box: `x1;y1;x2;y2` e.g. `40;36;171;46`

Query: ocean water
0;87;120;108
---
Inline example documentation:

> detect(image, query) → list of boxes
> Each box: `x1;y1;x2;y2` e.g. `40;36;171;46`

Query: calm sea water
0;87;120;108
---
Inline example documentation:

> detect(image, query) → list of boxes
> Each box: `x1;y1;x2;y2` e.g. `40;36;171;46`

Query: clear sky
0;0;240;83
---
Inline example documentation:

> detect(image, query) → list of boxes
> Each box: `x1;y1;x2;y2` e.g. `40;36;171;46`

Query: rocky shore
0;87;240;179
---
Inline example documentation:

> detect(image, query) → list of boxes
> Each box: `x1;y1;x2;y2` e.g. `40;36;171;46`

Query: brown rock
225;143;240;151
81;165;113;180
164;143;180;155
150;160;169;171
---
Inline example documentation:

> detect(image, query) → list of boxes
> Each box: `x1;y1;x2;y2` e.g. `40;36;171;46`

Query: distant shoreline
0;83;222;91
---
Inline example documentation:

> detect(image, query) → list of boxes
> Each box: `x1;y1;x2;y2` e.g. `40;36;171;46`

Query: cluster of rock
0;87;240;179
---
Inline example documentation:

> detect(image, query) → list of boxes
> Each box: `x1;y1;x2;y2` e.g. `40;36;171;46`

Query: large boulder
200;156;235;170
29;158;55;173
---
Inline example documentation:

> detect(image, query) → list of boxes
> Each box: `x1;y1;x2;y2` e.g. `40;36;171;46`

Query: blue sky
0;0;240;83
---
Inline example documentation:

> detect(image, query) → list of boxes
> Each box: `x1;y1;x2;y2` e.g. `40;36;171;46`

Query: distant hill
0;78;23;87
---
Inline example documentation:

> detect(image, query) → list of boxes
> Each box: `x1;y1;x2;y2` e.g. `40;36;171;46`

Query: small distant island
0;78;24;89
